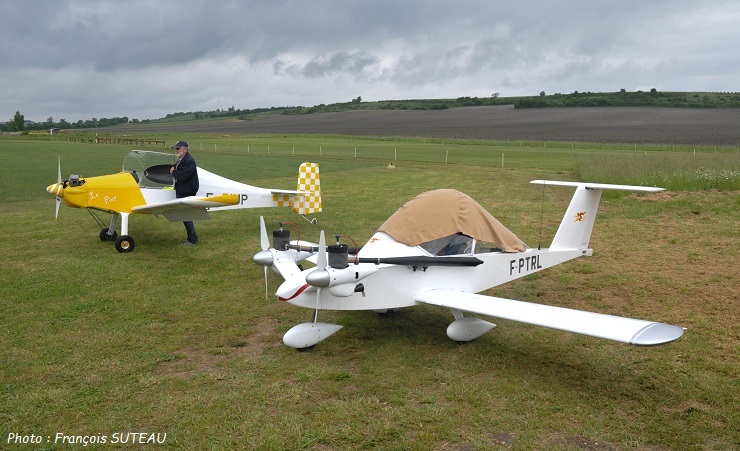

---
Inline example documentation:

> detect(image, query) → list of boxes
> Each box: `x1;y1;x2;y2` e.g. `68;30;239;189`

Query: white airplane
253;181;685;350
46;150;321;252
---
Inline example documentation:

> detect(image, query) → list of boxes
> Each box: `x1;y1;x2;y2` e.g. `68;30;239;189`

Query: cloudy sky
2;0;739;123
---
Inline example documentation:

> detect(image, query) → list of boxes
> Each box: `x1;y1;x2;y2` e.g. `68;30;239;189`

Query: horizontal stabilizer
416;289;683;346
530;180;665;193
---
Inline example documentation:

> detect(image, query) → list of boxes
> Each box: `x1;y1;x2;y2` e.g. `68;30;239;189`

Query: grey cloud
2;0;739;121
301;52;379;78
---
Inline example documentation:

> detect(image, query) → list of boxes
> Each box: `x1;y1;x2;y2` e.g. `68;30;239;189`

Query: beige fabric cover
378;189;526;253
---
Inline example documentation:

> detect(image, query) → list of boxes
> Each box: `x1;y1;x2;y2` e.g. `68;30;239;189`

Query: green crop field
1;134;738;449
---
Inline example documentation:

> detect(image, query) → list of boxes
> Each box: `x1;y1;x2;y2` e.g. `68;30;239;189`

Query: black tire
115;235;135;253
100;228;118;241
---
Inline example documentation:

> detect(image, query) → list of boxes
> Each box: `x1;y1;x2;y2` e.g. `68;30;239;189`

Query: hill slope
109;105;740;146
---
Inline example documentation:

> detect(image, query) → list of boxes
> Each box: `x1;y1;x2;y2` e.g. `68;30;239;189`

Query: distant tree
352;96;362;104
491;92;499;98
539;91;546;96
13;111;24;131
650;88;657;93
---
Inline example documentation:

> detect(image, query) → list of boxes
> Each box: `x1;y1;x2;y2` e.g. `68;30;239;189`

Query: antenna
538;180;546;250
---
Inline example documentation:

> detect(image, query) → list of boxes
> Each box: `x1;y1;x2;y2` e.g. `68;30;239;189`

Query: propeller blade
306;230;330;289
259;216;269;251
314;231;326;322
317;230;326;271
258;216;271;300
311;304;319;324
55;157;62;220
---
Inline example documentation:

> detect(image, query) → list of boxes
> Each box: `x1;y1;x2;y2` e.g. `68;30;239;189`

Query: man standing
169;140;199;245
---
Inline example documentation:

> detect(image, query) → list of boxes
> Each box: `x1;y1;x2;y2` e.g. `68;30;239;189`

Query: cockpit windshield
122;150;175;188
419;233;504;256
420;233;474;256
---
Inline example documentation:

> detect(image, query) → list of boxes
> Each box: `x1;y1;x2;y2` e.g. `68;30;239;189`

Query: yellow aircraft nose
47;183;64;197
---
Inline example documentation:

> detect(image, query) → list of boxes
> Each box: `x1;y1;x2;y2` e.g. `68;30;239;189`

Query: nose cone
253;249;274;267
47;183;64;197
306;269;331;288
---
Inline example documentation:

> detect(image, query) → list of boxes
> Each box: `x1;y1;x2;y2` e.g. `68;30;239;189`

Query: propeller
54;157;62;220
260;216;270;251
305;230;329;288
311;231;327;322
253;216;274;301
316;230;327;271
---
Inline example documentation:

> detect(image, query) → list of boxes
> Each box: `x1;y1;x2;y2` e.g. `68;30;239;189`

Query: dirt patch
490;432;517;447
543;433;619;450
625;191;681;202
662;400;713;416
155;319;279;378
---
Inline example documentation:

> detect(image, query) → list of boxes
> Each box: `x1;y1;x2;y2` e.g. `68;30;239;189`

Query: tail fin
531;181;664;250
292;162;321;215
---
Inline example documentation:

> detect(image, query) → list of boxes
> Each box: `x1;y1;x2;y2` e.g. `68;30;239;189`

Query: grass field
1;134;738;449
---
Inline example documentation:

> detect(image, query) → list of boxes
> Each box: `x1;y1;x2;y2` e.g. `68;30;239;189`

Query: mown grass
0;134;738;449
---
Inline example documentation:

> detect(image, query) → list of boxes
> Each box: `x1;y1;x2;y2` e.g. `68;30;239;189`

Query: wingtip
630;323;685;346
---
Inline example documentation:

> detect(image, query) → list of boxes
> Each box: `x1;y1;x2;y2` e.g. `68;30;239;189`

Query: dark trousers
184;221;198;243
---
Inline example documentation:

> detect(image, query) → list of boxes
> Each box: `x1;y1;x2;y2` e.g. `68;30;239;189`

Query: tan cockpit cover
378;189;526;253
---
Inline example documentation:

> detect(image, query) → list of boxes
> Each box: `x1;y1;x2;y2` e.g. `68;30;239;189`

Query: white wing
132;194;240;221
416;289;683;346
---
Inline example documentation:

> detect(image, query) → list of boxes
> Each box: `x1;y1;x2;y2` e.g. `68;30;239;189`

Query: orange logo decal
574;211;586;222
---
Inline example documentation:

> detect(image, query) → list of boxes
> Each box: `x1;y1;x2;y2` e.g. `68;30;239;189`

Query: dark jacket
173;152;199;198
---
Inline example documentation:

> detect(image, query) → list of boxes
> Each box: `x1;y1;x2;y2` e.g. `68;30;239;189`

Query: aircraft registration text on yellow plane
253;181;684;350
47;150;321;252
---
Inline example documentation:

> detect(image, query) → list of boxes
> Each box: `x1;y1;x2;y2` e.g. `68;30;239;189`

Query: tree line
512;90;740;109
1;112;130;133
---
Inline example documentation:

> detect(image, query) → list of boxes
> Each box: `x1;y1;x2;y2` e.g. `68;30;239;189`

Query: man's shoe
182;240;197;246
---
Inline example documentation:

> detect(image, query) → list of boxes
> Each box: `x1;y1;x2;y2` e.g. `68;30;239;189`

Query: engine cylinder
272;229;290;250
328;243;349;269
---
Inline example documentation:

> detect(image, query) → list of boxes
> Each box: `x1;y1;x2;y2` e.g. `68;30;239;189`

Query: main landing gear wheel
115;235;135;253
99;227;118;242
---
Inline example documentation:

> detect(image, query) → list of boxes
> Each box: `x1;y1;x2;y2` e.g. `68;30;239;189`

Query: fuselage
46;172;145;213
279;232;588;311
46;168;283;214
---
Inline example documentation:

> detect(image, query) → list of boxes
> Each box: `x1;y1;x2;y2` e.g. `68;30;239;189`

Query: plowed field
117;105;740;146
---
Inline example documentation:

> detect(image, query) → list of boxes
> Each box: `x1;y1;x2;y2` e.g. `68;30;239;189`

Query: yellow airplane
47;150;321;252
